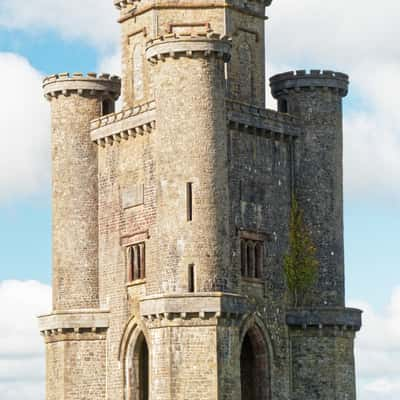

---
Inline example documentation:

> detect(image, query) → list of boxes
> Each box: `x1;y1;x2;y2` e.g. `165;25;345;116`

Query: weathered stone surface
39;2;361;400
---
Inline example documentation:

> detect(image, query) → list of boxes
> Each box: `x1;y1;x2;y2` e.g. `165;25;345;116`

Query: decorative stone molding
270;70;349;99
145;32;232;64
43;72;121;100
140;292;253;324
38;309;110;342
286;307;362;332
226;99;302;140
90;100;156;146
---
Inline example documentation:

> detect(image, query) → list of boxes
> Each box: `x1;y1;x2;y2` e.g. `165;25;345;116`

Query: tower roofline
145;33;232;64
43;72;121;100
113;0;273;11
270;69;349;98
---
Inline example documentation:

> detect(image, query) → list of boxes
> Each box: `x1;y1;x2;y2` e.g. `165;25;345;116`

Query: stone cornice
38;309;110;330
38;309;110;341
90;100;156;146
145;33;232;64
140;292;252;322
286;307;362;331
43;72;121;100
226;100;302;140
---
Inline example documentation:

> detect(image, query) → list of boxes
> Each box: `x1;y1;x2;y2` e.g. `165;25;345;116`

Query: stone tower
39;1;362;400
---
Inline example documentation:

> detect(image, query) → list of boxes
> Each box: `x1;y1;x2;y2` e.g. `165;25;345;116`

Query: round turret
270;70;349;99
44;72;121;311
270;69;349;307
43;72;121;100
147;33;233;294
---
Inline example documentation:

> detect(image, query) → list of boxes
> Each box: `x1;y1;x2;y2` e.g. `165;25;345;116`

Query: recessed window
102;99;115;116
127;243;146;281
240;239;263;279
188;264;195;293
186;182;193;222
278;99;288;113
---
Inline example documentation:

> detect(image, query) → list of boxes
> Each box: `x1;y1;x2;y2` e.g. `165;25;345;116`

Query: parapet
145;32;232;64
286;307;362;332
43;72;121;100
270;70;349;98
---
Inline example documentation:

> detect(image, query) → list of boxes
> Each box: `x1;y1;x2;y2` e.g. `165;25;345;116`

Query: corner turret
44;72;121;311
270;69;349;307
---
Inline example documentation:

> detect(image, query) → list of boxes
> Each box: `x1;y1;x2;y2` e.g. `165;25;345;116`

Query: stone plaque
122;184;144;209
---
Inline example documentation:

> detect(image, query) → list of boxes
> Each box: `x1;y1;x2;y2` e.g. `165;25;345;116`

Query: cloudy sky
0;0;399;399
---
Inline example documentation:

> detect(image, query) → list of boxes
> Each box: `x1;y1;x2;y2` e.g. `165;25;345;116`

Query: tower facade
39;1;362;400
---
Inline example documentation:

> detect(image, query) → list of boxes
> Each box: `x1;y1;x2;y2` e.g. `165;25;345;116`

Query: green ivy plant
284;196;319;308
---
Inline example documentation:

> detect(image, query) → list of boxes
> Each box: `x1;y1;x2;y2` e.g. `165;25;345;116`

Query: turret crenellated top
43;72;121;100
113;0;273;11
270;70;349;98
145;33;232;64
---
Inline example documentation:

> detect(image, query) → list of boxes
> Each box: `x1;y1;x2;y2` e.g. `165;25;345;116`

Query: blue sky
0;0;399;399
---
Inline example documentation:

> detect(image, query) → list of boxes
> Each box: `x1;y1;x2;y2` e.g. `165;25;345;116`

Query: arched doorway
130;332;149;400
240;325;270;400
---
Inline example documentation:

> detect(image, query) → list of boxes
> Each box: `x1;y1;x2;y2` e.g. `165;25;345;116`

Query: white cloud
267;0;400;200
0;280;51;400
0;0;119;51
350;288;400;400
0;53;50;202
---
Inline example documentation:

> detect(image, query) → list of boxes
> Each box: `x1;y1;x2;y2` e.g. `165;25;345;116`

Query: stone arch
239;314;273;400
133;43;144;101
119;316;151;400
238;41;253;102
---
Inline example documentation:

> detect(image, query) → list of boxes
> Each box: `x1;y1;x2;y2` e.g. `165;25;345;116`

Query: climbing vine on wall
284;196;319;308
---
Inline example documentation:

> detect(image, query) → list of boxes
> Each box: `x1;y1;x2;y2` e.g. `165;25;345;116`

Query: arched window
241;240;247;277
133;44;144;101
246;243;253;277
127;243;146;282
240;326;270;400
238;42;253;103
255;243;263;279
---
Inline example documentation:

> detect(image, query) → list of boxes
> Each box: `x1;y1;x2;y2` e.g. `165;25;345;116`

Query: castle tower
39;73;120;399
39;2;362;400
270;71;359;399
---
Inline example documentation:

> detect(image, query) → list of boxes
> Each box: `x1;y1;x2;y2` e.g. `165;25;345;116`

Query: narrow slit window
186;182;193;221
188;264;195;293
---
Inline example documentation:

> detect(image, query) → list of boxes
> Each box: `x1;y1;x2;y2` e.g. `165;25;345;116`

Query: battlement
43;72;121;100
227;99;302;140
113;0;136;9
146;32;232;63
114;0;273;14
270;69;349;98
90;100;156;146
